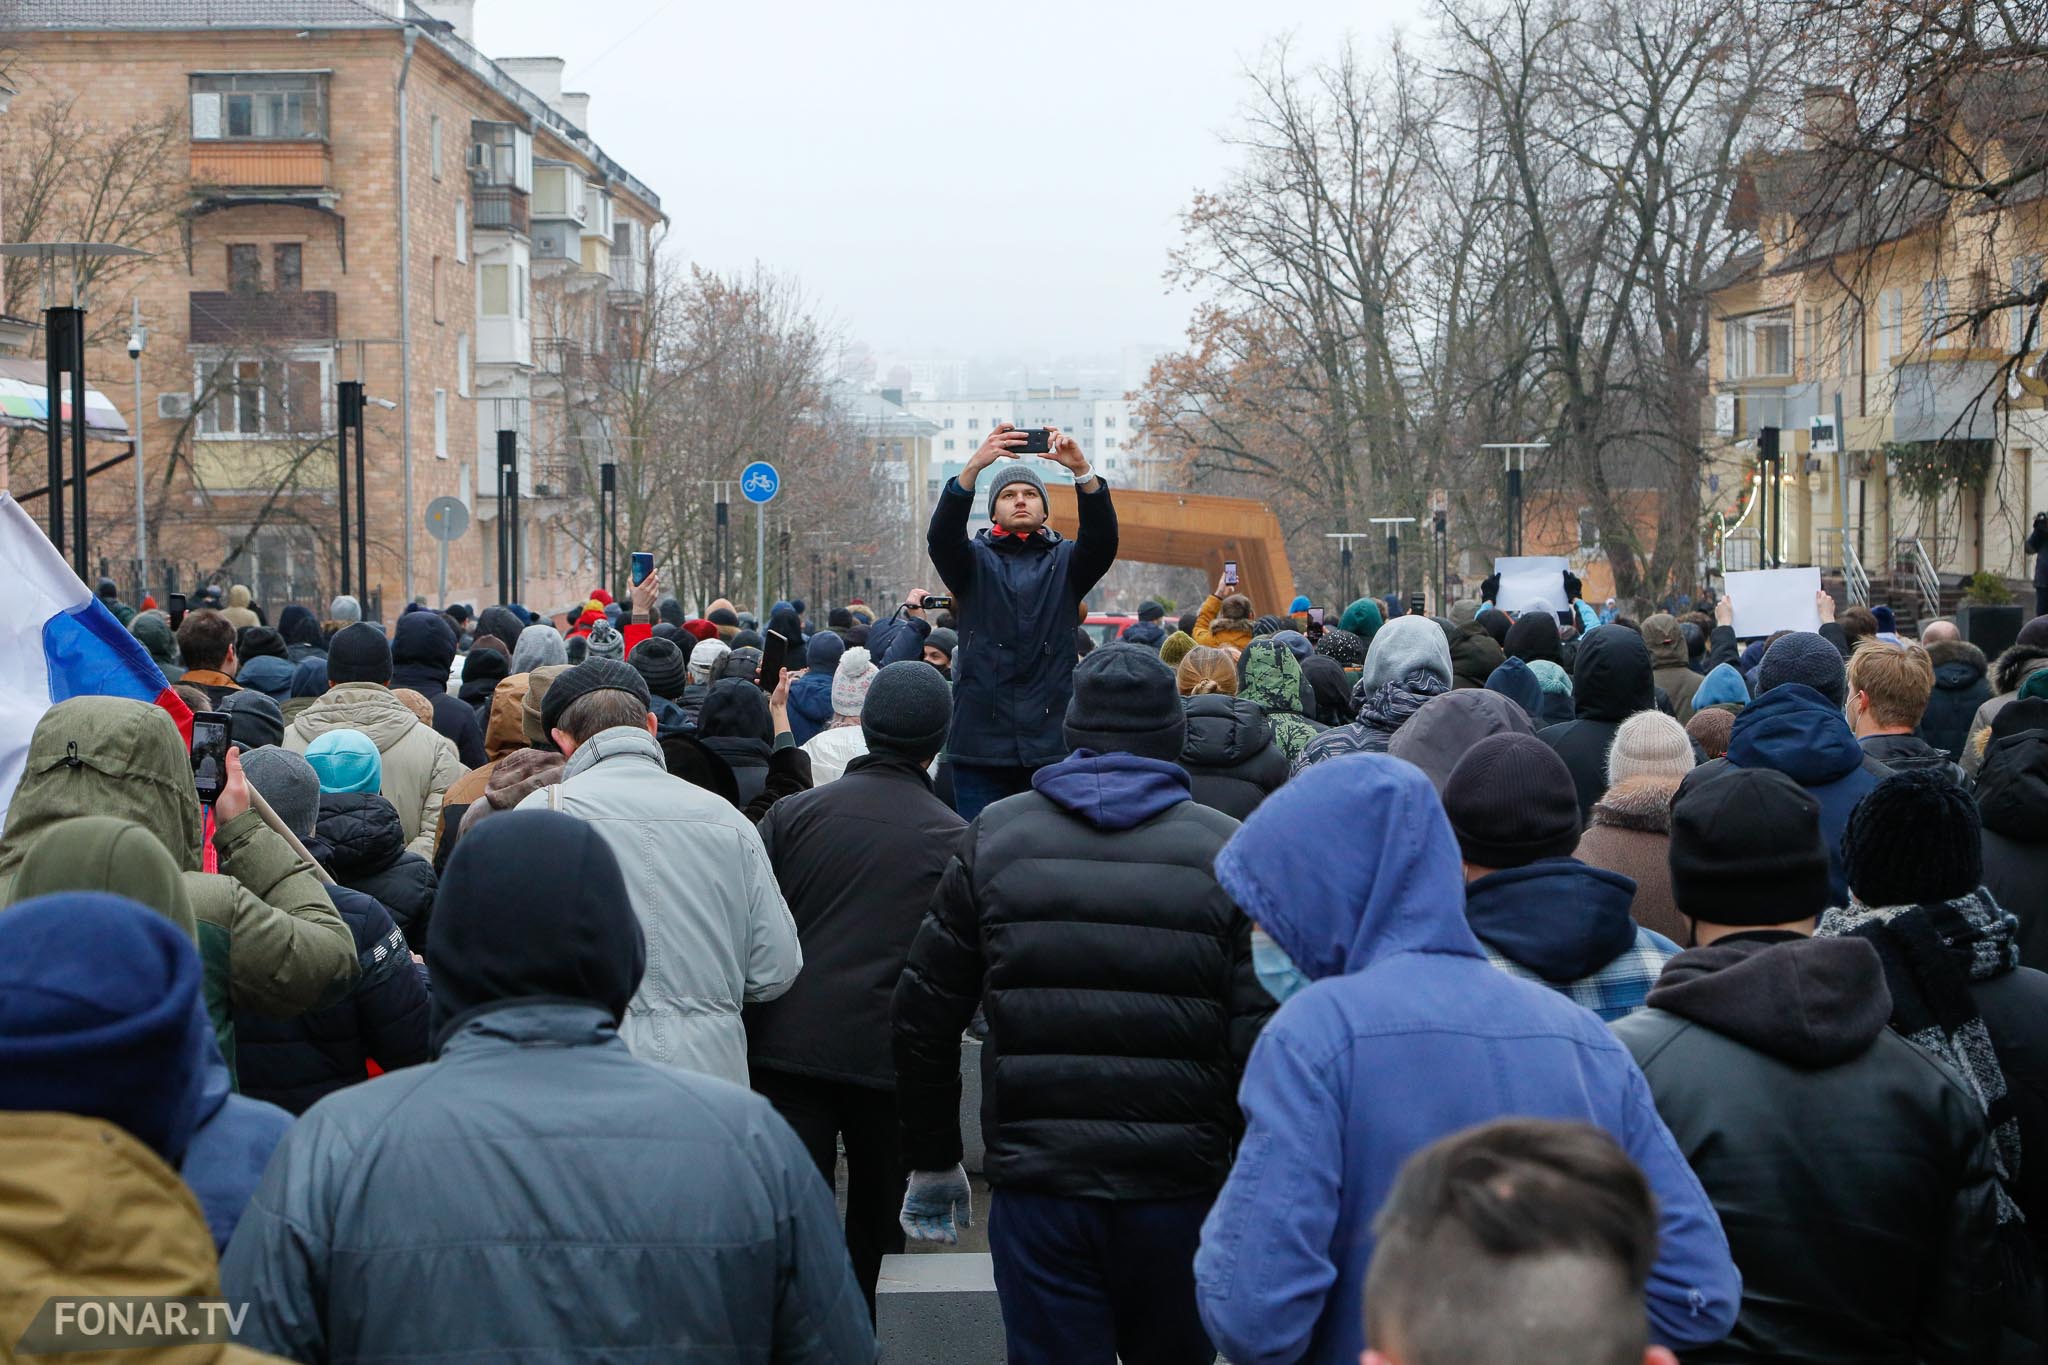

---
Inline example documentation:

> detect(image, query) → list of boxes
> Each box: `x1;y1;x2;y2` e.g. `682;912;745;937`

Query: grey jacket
517;726;801;1083
285;683;465;860
220;1003;875;1363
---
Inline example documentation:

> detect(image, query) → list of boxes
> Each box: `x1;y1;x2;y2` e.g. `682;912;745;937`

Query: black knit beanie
1441;732;1581;867
1842;769;1982;907
861;661;953;758
1669;767;1830;924
539;658;652;737
1063;643;1185;762
628;636;690;701
326;622;393;685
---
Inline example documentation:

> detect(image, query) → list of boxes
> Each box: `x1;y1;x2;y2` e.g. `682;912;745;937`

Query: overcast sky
469;0;1425;359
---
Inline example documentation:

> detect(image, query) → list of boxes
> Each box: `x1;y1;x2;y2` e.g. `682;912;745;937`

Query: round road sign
424;496;470;542
741;461;780;504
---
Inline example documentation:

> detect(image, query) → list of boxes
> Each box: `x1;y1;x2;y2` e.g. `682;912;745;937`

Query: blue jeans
949;762;1039;823
988;1188;1216;1365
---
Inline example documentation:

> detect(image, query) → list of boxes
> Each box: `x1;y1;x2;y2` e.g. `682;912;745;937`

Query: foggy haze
465;0;1424;368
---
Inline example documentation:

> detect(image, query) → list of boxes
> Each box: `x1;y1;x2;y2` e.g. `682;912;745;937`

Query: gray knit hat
1604;710;1695;787
925;626;958;660
585;619;625;662
1757;631;1847;709
1063;643;1185;762
862;661;953;758
237;745;321;840
984;461;1049;521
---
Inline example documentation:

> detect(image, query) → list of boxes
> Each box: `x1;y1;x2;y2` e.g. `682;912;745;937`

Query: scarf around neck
1817;888;2024;1222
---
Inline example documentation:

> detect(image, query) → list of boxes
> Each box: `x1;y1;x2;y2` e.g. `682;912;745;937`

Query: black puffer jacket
1179;695;1287;820
1924;639;1992;761
747;752;964;1087
235;879;433;1115
1536;626;1656;820
893;750;1270;1199
1861;731;1967;785
1980;729;2048;973
1614;932;2002;1364
315;793;440;943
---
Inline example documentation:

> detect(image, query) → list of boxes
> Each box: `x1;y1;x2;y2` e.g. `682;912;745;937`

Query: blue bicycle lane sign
741;461;780;503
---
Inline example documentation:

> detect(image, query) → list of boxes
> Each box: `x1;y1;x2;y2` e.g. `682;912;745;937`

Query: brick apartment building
5;0;664;617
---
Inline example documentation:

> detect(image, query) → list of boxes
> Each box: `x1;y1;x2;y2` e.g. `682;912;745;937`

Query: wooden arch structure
1044;485;1296;616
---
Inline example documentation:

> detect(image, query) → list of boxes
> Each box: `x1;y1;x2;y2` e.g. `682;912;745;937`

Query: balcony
1891;355;2001;443
190;141;331;191
535;337;583;381
189;290;338;344
472;183;530;236
530;460;585;498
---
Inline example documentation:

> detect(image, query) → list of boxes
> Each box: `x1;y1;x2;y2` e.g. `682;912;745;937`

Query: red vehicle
1081;613;1138;649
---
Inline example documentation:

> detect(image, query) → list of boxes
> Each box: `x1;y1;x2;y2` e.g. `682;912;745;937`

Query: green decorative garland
1883;439;1995;502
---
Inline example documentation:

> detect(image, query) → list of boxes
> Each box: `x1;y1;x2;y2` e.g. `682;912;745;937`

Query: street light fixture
127;300;147;600
1481;441;1548;558
1369;517;1418;606
1325;532;1375;605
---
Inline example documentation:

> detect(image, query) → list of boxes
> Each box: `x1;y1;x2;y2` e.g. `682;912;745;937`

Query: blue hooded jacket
1719;682;1884;903
1483;656;1545;720
1692;661;1750;710
1193;756;1739;1365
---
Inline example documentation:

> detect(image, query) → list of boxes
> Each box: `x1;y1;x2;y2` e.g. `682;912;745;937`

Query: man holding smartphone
927;422;1117;820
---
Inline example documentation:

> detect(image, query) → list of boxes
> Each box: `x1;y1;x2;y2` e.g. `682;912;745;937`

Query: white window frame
479;263;511;318
192;347;333;440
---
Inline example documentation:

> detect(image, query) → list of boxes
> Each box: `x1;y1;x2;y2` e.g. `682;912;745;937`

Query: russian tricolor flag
0;491;191;823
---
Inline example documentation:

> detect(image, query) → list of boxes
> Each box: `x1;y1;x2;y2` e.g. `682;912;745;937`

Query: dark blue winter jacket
235;880;432;1117
865;612;930;667
185;1028;294;1251
926;476;1117;766
1194;754;1740;1365
1716;682;1888;903
787;672;834;747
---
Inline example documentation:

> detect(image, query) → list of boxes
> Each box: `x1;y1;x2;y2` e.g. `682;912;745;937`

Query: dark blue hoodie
1722;682;1884;903
1484;656;1546;720
1031;748;1190;829
1194;756;1739;1365
1463;859;1676;1022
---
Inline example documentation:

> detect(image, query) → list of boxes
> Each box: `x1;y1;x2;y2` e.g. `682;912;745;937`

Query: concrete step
876;1253;1006;1364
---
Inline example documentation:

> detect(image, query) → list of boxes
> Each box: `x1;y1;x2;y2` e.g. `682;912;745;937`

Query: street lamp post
128;300;147;600
1369;517;1418;606
1481;442;1548;559
599;462;617;598
1326;532;1374;604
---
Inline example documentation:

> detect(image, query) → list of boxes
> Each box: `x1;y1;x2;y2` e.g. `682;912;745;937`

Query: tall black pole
599;462;617;598
497;430;517;605
44;306;85;560
1387;530;1401;605
65;312;89;580
1435;508;1450;612
1340;544;1353;603
336;381;362;598
714;499;730;599
353;407;368;609
779;527;791;602
1505;463;1524;558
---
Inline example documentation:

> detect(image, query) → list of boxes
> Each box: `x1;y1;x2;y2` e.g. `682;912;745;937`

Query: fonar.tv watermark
15;1297;250;1354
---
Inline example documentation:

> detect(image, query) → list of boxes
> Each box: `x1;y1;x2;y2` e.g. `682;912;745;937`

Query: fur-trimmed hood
1587;775;1677;834
1994;642;2048;697
1926;637;1988;679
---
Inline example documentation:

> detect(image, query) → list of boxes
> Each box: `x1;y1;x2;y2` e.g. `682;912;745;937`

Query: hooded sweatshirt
1615;934;2004;1364
1386;689;1534;793
1484;655;1545;718
1536;625;1656;819
1194;755;1739;1365
1465;859;1675;1021
1504;611;1565;666
1692;661;1751;711
278;603;327;662
391;613;486;768
1977;726;2048;972
1239;638;1327;763
1922;638;1992;761
1294;617;1453;772
0;697;356;1073
1643;613;1703;721
1338;596;1383;643
510;623;569;673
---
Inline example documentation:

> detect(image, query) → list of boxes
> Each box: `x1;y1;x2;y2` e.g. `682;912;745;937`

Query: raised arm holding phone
927;423;1117;820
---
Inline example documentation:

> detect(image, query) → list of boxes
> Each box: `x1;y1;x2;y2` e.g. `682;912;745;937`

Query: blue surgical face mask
1251;925;1310;1005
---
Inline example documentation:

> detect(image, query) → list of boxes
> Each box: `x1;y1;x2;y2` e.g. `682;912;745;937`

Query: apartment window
532;166;570;216
470;121;532;191
944;439;956;452
455;199;468;264
457;333;470;397
1578;506;1601;550
968;418;980;430
1104;415;1117;428
189;72;328;141
273;243;301;292
430;113;443;180
480;264;510;316
432;257;444;324
2013;257;2044;351
943;417;954;429
196;352;327;437
227;244;262;293
1920;278;1951;345
1804;307;1821;376
1106;437;1118;449
1753;315;1792;376
433;389;448;458
516;266;527;319
1878;289;1904;368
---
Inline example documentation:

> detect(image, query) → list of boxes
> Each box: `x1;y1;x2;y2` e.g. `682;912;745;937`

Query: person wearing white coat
516;658;801;1085
800;647;879;786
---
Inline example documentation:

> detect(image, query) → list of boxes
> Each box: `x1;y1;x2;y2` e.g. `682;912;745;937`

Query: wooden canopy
1045;485;1296;617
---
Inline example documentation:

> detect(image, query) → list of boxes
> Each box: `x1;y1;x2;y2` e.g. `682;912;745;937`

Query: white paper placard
1724;566;1822;637
1494;555;1570;614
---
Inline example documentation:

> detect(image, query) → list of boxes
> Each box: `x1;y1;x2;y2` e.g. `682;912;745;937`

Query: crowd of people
2;432;2046;1364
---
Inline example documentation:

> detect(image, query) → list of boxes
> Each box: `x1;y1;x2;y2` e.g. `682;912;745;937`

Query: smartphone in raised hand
631;551;654;583
758;629;789;695
190;711;231;806
1223;560;1239;590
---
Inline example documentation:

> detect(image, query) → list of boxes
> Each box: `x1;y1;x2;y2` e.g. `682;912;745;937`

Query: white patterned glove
899;1165;973;1244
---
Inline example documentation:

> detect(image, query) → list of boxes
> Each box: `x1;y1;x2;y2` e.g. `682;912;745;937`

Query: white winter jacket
518;725;801;1083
